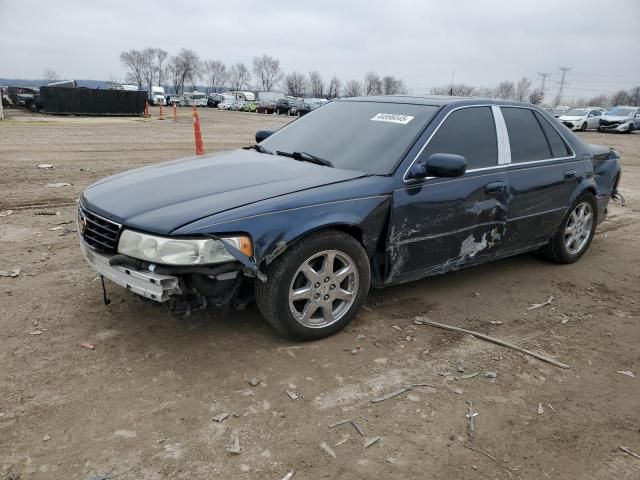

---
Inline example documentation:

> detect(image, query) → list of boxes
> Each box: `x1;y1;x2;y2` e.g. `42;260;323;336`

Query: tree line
119;48;408;98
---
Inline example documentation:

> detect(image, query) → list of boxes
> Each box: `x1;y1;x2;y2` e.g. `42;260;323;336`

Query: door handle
484;181;506;194
563;169;577;180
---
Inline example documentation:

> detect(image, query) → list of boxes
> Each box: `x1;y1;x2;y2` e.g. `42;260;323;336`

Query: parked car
242;101;258;113
288;98;303;116
256;100;276;114
184;91;207;107
598;106;640;133
230;100;246;111
275;98;298;115
558;108;604;131
77;96;621;340
217;99;235;110
166;94;184;106
297;100;326;116
207;93;227;108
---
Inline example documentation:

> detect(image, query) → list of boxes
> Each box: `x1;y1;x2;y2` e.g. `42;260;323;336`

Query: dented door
387;170;509;284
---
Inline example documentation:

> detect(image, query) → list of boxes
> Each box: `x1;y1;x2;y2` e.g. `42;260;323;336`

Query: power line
556;66;571;105
537;72;551;92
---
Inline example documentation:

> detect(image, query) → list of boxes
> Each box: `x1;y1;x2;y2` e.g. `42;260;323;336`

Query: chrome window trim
403;103;577;184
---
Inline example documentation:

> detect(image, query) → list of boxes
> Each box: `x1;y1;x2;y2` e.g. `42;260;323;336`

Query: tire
540;192;597;264
628;124;635;134
256;229;371;340
597;127;603;132
580;122;587;132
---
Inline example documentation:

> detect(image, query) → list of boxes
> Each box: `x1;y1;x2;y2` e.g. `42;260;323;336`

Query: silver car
558;108;604;131
598;106;640;133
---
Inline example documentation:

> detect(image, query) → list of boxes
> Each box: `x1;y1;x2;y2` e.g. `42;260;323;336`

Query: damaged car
598;106;640;133
78;96;622;340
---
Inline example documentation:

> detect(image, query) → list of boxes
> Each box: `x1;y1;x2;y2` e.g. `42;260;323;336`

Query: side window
421;107;498;169
501;107;552;162
534;111;572;158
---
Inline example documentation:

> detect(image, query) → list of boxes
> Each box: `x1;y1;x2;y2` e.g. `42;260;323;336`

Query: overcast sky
1;0;639;99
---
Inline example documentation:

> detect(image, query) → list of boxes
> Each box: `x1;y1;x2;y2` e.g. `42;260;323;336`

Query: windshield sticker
371;113;415;125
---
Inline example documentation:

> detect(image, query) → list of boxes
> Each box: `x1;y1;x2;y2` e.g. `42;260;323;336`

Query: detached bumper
599;122;631;132
80;241;180;302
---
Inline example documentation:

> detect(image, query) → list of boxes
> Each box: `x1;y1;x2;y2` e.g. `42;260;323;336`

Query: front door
387;106;510;284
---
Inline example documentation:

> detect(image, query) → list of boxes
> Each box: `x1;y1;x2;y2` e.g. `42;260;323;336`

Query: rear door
500;107;581;251
387;106;510;283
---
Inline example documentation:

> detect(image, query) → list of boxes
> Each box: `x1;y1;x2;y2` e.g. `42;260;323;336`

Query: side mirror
255;129;275;143
408;153;467;179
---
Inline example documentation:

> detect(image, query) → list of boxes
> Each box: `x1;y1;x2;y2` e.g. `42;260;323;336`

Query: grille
78;205;121;252
600;120;619;126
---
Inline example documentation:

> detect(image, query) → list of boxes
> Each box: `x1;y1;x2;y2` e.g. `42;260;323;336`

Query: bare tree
153;48;168;86
381;76;408;95
284;71;307;97
252;54;282;91
586;94;610;108
528;89;544;105
430;83;475;96
308;71;324;97
120;49;146;89
629;86;640;106
327;76;342;98
515;77;532;102
494;81;516;100
229;62;251;91
166;49;201;94
43;68;60;82
203;60;227;93
363;71;382;95
475;86;494;98
344;79;363;97
610;89;631;106
140;47;157;91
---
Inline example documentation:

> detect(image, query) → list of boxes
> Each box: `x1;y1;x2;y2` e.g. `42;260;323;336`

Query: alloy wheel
288;250;359;328
564;201;593;255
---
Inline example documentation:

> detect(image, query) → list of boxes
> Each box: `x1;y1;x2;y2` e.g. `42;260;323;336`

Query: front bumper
80;240;181;302
599;122;631;132
562;120;582;130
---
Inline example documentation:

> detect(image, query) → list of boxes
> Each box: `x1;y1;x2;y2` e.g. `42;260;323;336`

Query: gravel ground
1;107;639;480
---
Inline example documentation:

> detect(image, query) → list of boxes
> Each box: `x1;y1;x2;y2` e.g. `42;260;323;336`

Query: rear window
502;107;552;163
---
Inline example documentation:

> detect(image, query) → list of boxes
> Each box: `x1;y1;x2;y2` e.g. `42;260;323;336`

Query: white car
218;99;235;110
559;108;604;131
230;100;246;111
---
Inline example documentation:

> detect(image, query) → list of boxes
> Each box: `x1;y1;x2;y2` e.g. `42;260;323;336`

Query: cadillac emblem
78;210;87;235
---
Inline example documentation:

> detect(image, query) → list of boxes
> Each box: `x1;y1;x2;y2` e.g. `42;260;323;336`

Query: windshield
565;109;588;116
260;101;439;174
193;94;205;99
607;107;634;116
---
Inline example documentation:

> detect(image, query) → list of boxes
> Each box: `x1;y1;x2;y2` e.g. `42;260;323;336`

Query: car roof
338;94;536;108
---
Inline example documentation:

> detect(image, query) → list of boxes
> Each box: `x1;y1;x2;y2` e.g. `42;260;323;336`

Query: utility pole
537;72;551;93
556;66;571;106
449;69;455;96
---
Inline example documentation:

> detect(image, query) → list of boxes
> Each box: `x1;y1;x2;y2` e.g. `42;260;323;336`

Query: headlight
117;230;252;265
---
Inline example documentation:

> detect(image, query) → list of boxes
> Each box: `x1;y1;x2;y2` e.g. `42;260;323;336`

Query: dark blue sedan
78;95;622;339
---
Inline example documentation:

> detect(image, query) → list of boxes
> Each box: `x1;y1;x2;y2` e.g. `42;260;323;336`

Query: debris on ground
227;434;241;454
538;403;545;415
364;436;380;448
464;444;497;461
489;320;503;325
547;403;557;413
42;434;51;442
319;441;336;458
49;226;64;231
616;370;635;378
80;342;96;350
461;372;478;379
414;317;571;369
0;269;21;278
280;472;295;480
356;334;366;341
371;383;435;403
248;377;261;386
526;296;554;310
28;330;43;335
38;164;54;169
334;437;350;447
213;412;230;423
454;388;464;395
0;209;13;217
45;182;72;188
391;325;403;332
466;401;477;438
329;419;365;437
34;211;59;216
286;390;299;401
620;446;640;460
457;359;465;373
485;371;497;379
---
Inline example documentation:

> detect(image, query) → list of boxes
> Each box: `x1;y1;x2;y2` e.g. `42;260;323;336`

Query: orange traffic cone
144;100;150;118
193;106;204;155
159;102;164;120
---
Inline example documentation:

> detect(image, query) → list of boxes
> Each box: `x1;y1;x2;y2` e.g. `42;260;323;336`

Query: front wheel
541;192;597;264
256;229;370;340
580;122;587;132
628;124;635;134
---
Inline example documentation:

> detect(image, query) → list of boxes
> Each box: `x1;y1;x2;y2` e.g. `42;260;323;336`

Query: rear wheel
541;192;597;264
256;230;370;340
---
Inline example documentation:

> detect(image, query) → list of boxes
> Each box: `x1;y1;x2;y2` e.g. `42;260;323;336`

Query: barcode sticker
371;113;414;125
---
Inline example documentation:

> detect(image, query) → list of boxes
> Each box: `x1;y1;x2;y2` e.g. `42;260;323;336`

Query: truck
256;91;285;103
183;91;207;107
149;86;166;106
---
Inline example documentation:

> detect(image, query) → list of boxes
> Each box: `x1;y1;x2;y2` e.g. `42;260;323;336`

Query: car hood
559;115;585;121
81;149;367;235
601;115;632;122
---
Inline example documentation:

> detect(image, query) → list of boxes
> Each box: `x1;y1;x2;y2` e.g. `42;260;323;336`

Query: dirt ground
1;106;639;480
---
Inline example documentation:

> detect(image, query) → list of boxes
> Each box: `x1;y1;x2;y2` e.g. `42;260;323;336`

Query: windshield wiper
275;150;334;167
244;144;273;154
